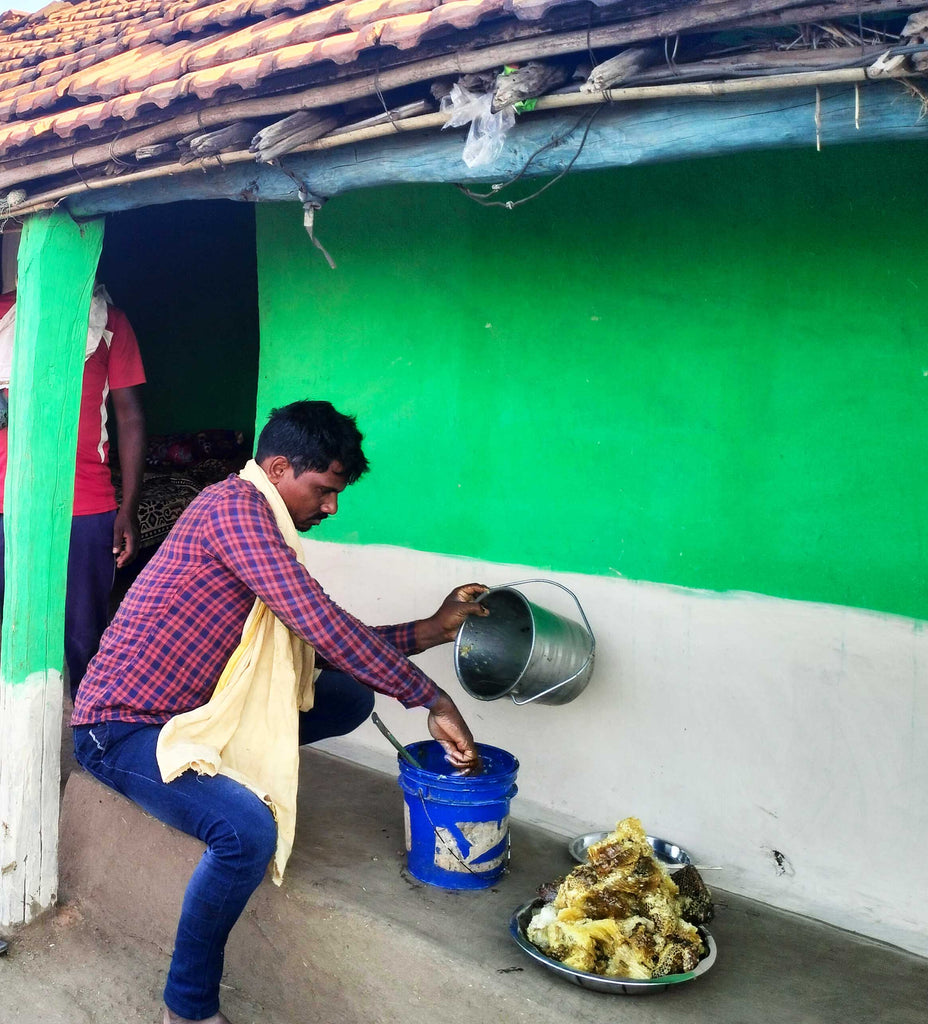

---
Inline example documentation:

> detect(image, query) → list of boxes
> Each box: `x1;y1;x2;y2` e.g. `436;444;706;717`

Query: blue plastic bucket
397;740;519;890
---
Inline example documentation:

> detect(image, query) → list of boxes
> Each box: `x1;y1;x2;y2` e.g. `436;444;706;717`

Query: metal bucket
453;579;595;706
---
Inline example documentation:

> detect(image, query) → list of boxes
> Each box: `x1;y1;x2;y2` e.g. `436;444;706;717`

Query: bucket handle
416;788;510;876
491;579;596;706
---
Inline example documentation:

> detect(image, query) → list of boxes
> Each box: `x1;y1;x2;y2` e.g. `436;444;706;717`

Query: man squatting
71;400;488;1024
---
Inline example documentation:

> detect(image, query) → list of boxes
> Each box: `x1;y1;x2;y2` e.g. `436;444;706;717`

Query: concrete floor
0;746;917;1024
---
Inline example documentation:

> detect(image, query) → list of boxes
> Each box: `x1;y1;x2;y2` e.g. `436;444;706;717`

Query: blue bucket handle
486;579;596;706
415;788;511;877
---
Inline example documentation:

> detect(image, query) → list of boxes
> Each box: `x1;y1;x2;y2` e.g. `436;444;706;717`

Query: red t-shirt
0;292;146;515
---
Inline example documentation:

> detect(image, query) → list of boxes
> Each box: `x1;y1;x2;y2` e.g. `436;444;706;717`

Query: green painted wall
256;141;928;622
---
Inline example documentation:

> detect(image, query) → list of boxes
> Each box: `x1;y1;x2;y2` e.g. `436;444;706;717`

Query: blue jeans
0;510;116;701
73;669;375;1019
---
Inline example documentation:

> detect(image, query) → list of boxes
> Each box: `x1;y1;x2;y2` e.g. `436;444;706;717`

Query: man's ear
261;455;290;484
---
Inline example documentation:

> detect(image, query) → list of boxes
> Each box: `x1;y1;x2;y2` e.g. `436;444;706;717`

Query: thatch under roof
0;0;925;216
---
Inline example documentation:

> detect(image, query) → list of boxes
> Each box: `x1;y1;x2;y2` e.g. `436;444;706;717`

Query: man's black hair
255;400;369;483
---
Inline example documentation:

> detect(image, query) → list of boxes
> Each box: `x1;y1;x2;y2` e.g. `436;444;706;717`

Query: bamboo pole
0;0;865;191
718;0;917;30
0;66;918;218
0;0;916;190
625;44;908;85
0;209;104;928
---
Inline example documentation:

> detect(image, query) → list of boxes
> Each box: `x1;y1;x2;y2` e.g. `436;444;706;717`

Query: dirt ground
0;900;165;1024
0;683;168;1024
0;897;289;1024
4;679;927;1024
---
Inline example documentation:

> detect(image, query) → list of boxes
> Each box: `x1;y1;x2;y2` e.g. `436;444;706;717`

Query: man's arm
205;487;442;707
371;584;489;655
206;485;484;771
110;384;145;569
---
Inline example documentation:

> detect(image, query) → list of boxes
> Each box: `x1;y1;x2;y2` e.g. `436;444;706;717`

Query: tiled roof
0;0;924;208
0;0;549;123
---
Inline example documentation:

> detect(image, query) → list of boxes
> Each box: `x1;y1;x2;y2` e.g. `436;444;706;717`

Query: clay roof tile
428;0;504;31
0;65;38;95
344;0;437;31
248;0;314;16
182;4;370;72
11;80;61;116
121;34;236;93
184;11;319;70
0;0;651;164
0;56;38;77
377;11;431;49
174;0;255;34
114;78;179;115
64;43;165;103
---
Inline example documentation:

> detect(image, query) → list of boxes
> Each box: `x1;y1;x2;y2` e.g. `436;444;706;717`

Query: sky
4;0;52;12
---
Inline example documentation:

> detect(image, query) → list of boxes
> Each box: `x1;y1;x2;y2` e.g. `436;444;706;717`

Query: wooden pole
0;0;891;192
0;68;920;219
0;209;104;928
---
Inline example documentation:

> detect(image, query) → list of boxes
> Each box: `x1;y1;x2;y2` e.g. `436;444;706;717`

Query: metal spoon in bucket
371;712;423;769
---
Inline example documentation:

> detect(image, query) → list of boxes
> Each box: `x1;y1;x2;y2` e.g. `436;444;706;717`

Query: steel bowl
568;831;692;868
509;898;717;994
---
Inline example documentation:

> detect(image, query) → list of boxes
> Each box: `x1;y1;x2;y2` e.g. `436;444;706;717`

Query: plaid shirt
71;474;439;726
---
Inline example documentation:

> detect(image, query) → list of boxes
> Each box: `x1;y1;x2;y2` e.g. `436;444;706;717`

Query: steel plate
509;898;717;994
568;832;692;868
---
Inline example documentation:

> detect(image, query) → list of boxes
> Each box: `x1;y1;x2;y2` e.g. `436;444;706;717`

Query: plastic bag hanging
440;84;516;168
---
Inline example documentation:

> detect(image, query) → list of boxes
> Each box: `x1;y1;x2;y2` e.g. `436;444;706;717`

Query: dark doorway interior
98;198;260;437
97;199;260;597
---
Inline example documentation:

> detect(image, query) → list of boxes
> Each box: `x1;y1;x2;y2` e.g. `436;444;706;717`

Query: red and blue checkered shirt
71;474;439;726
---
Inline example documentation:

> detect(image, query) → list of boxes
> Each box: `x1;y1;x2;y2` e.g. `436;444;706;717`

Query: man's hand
414;583;490;651
110;384;145;570
112;508;140;569
427;690;482;774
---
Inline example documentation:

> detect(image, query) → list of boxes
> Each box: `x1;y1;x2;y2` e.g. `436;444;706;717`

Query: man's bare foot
163;1008;231;1024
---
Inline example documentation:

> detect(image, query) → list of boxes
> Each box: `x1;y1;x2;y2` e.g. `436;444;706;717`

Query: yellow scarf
156;459;316;884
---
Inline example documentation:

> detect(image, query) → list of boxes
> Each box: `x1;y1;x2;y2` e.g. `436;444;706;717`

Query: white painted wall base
304;540;928;957
0;670;62;926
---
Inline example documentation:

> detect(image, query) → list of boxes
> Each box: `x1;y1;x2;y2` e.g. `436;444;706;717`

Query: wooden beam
0;210;104;928
719;0;919;30
28;80;928;216
0;0;872;193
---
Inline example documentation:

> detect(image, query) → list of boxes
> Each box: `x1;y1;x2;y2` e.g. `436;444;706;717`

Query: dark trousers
73;668;375;1018
0;510;116;701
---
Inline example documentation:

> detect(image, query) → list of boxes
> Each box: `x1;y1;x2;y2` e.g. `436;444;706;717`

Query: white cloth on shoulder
156;459;317;885
0;284;113;389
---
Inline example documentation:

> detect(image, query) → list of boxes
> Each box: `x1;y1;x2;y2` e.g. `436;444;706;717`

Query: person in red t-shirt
0;288;146;701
